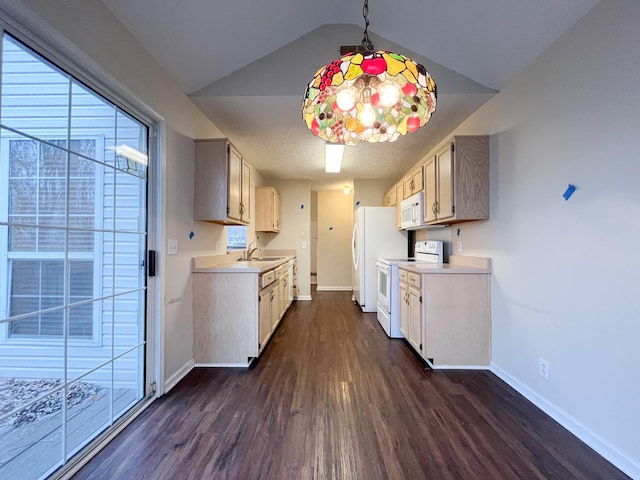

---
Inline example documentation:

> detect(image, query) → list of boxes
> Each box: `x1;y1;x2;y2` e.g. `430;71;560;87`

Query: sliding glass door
0;33;149;479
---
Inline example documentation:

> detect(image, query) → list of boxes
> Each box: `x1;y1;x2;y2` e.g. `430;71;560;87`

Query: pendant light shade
302;0;437;145
303;50;436;145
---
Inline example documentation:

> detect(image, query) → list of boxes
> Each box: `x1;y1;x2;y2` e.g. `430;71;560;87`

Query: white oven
376;261;391;313
376;241;443;338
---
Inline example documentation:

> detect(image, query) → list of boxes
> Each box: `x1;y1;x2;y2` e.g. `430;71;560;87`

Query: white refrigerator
352;206;407;312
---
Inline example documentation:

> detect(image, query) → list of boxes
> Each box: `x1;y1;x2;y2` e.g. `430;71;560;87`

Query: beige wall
259;180;311;299
353;179;394;207
317;190;354;290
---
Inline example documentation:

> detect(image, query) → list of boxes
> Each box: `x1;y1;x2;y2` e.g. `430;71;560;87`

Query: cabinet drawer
275;265;286;278
408;272;421;288
260;270;275;287
399;269;409;282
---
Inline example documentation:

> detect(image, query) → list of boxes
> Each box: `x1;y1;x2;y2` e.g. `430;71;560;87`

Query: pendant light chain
361;0;374;51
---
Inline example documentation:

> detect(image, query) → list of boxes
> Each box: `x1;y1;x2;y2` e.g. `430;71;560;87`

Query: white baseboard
194;362;250;368
295;295;312;301
316;286;352;291
490;363;640;480
164;359;194;393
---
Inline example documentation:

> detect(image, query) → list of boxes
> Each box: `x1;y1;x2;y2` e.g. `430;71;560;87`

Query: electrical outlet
457;240;462;252
539;357;550;381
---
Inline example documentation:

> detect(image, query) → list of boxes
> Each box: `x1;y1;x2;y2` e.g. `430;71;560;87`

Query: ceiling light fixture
343;185;351;195
302;0;437;145
325;143;344;172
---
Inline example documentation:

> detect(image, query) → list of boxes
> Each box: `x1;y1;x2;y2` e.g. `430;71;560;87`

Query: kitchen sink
250;256;284;262
238;256;284;262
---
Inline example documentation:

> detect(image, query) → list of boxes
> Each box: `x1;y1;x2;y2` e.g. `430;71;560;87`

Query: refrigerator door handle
352;222;359;271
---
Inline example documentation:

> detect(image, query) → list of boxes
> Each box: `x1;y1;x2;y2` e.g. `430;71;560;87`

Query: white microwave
400;191;426;230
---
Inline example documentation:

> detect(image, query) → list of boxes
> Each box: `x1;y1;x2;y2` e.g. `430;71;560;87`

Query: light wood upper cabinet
255;186;281;232
403;165;424;199
395;183;403;229
424;135;489;225
194;139;250;225
241;156;251;221
383;185;397;207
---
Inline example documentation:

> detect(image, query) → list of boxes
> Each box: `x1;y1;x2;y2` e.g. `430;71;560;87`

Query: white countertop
192;255;295;274
400;255;491;274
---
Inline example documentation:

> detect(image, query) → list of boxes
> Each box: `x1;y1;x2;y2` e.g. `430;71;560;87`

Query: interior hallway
73;289;628;479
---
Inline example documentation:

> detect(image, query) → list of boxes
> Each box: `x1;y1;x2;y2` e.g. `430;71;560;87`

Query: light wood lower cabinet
399;270;423;355
193;259;295;366
259;283;274;352
399;268;491;367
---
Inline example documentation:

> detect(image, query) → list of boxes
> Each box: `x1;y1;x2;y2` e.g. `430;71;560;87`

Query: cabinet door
271;278;281;331
408;286;422;354
274;191;281;232
241;157;251;221
399;282;409;338
412;166;423;193
228;146;243;220
436;144;454;221
395;184;403;228
424;158;437;223
403;174;413;199
259;285;271;351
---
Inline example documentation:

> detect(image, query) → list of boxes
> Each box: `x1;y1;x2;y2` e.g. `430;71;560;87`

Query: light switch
168;239;178;255
301;241;307;248
299;231;304;238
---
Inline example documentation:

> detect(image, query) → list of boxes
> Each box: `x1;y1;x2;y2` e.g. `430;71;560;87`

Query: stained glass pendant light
302;0;437;145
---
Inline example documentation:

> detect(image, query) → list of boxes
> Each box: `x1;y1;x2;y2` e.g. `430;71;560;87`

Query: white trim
194;362;251;368
316;286;353;291
164;358;194;393
295;295;312;301
427;363;490;370
150;121;166;396
490;363;640;480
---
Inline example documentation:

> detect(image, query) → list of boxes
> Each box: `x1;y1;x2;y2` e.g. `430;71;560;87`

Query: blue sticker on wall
456;229;461;237
300;204;304;209
189;231;195;240
562;184;576;201
329;227;333;231
355;201;360;206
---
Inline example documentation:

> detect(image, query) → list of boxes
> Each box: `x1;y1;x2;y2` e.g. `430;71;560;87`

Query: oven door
376;261;391;313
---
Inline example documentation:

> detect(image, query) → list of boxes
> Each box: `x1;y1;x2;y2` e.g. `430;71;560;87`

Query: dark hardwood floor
74;289;628;480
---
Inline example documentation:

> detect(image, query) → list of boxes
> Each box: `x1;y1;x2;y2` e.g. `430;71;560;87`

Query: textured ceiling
101;0;599;189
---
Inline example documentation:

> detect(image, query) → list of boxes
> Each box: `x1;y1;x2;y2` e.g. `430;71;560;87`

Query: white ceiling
102;0;599;189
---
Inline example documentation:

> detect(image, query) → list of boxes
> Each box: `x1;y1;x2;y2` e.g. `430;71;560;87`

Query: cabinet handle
435;201;439;214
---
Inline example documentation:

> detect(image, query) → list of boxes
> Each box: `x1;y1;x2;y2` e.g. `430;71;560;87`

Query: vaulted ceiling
102;0;599;189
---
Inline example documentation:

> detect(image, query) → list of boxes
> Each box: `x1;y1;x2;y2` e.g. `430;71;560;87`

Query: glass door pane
0;32;149;480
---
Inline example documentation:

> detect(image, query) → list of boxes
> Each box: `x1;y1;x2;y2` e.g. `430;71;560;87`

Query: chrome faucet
246;241;260;260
